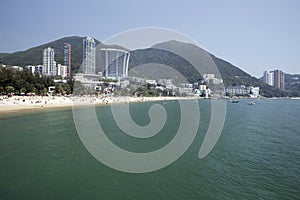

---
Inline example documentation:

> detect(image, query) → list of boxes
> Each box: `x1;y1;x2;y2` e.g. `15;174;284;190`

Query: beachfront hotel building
100;48;130;79
64;43;71;78
82;37;96;74
43;47;56;76
225;85;260;97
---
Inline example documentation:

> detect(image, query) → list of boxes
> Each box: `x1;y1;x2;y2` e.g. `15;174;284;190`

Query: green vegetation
0;36;126;76
73;81;96;95
0;67;73;95
0;36;89;76
129;48;202;83
100;78;118;83
284;74;300;96
133;83;166;97
129;41;298;97
0;37;299;97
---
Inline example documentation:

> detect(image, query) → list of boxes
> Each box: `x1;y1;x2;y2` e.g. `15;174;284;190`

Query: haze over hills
0;36;299;97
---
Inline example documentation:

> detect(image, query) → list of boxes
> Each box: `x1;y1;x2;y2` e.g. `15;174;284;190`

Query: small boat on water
231;100;239;103
247;101;256;105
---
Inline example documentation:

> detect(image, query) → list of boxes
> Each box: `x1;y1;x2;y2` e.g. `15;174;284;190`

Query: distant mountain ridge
0;37;299;97
129;40;290;97
0;36;86;70
0;36;127;74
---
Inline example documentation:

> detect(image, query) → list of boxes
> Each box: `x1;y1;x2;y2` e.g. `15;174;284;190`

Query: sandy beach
0;95;74;114
0;95;196;115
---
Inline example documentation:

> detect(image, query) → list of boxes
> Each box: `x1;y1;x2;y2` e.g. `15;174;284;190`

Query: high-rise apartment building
263;69;285;90
64;43;71;78
263;71;274;86
274;70;285;90
43;47;56;76
82;37;96;74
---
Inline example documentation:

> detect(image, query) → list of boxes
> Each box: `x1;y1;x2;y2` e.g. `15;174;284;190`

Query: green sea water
0;99;299;199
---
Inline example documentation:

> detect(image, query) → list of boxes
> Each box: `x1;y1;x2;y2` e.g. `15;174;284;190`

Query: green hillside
0;36;128;75
284;74;300;96
210;55;288;97
0;36;89;72
129;41;290;97
129;48;202;83
0;37;298;97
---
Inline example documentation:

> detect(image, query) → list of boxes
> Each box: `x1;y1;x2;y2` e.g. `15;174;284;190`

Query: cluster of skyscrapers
26;36;130;81
26;45;71;78
263;70;285;90
81;37;130;79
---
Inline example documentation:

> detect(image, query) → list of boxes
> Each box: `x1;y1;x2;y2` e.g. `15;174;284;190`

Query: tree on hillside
57;85;65;95
5;86;14;94
41;88;48;95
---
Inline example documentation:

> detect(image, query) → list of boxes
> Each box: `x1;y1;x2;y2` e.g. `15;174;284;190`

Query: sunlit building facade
263;71;274;86
64;43;71;78
82;37;96;74
43;47;56;76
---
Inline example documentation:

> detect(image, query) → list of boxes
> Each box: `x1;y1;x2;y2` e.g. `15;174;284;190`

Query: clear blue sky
0;0;299;77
